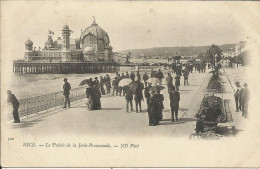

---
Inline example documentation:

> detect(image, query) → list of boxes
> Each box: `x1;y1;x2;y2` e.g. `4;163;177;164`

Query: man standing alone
169;87;180;122
7;90;20;123
234;81;241;112
239;83;250;118
63;78;71;108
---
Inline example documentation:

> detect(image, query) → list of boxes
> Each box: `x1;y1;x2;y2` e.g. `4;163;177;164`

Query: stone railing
8;86;86;120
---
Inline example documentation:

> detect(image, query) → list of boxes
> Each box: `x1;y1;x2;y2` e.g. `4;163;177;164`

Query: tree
205;44;223;65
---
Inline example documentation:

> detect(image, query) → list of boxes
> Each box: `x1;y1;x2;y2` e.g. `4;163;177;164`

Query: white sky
1;1;259;60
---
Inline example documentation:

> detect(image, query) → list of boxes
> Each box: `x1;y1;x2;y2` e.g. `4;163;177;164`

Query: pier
13;61;120;74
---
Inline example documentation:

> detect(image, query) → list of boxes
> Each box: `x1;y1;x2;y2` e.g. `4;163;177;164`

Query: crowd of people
6;61;250;126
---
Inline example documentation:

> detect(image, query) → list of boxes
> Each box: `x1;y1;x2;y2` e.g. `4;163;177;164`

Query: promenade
9;66;248;138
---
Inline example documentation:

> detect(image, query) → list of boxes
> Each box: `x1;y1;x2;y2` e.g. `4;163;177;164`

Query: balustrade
8;86;86;120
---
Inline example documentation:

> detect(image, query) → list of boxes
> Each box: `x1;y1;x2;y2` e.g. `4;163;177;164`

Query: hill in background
118;44;236;58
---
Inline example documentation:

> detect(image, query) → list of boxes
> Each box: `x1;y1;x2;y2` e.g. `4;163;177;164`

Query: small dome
63;24;69;30
25;39;33;46
84;46;95;52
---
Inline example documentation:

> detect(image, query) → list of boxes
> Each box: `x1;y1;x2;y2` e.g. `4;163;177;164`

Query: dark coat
125;87;133;101
143;74;149;82
150;94;164;113
166;76;173;86
134;81;144;100
63;82;71;95
157;71;164;79
175;76;180;86
144;86;152;103
169;91;180;107
7;93;19;108
130;74;135;81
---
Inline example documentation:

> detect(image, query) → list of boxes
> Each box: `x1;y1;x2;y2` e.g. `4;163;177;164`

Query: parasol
146;78;160;86
79;79;92;86
118;78;133;87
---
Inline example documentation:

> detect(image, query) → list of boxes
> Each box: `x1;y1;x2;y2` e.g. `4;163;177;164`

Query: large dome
80;20;110;52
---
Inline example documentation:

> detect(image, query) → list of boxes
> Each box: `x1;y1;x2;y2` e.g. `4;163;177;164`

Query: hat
243;83;248;87
7;90;12;94
235;81;240;85
94;77;98;79
64;78;68;81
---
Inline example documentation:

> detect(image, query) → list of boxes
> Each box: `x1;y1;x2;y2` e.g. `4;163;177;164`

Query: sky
1;1;259;60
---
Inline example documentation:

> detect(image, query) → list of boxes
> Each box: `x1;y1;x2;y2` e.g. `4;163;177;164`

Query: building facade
25;20;114;62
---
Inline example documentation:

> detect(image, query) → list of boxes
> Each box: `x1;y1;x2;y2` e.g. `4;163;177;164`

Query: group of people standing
234;82;250;118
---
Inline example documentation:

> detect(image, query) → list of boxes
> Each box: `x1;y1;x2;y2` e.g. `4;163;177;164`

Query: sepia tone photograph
1;1;260;167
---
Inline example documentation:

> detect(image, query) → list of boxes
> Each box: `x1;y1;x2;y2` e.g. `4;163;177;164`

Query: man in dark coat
130;71;135;81
143;72;149;87
134;79;144;113
125;71;130;78
183;69;189;86
125;85;134;112
105;74;111;94
99;76;106;95
136;71;141;81
7;90;20;123
175;75;180;91
169;87;180;122
157;69;164;85
144;83;152;125
166;73;174;93
239;83;250;118
63;78;71;108
234;81;241;112
151;69;155;78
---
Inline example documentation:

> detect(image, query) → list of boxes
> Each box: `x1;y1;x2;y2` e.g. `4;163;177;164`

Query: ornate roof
80;20;110;42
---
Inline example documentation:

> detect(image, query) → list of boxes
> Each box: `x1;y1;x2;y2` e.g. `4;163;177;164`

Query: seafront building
14;19;128;74
24;20;114;62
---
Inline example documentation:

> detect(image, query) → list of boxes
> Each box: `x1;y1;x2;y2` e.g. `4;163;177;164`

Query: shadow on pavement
102;108;122;111
159;121;186;125
11;118;44;129
163;109;171;112
179;118;196;122
179;89;193;92
216;126;243;137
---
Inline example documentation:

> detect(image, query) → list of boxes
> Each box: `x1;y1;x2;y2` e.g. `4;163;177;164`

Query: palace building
25;19;114;62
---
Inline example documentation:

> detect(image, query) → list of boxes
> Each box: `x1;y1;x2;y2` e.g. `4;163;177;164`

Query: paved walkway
220;66;249;135
9;70;210;138
9;67;248;138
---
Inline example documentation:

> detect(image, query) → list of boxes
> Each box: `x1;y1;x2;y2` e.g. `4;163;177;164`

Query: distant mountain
118;44;236;58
